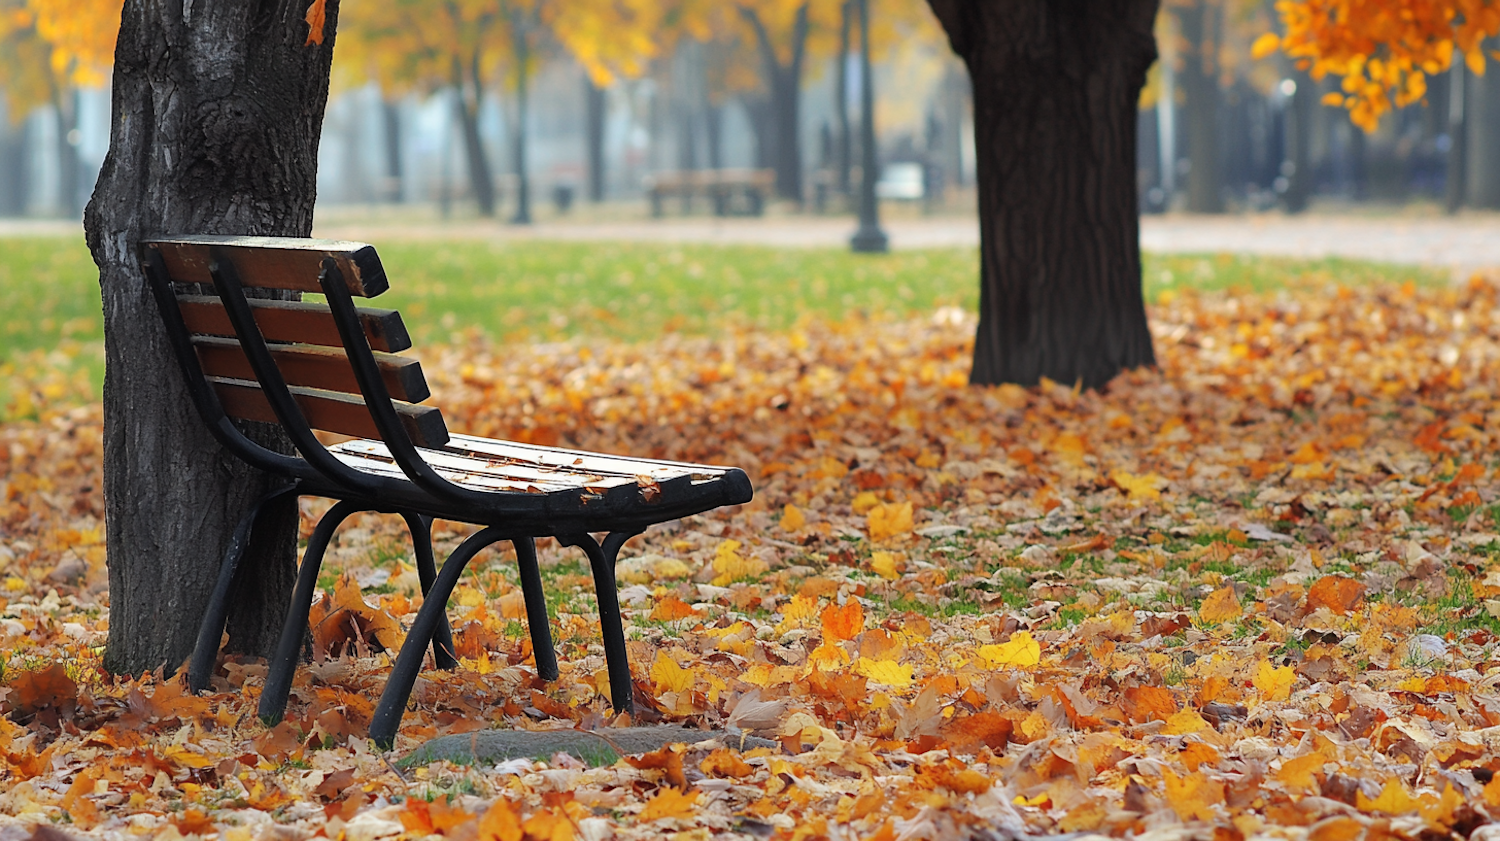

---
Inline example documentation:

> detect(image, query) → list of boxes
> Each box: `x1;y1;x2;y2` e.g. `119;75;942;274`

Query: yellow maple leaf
779;504;806;532
640;787;700;821
870;551;902;580
1162;767;1224;822
1356;777;1421;815
808;640;851;670
1163;709;1210;735
1197;585;1242;624
710;540;767;586
979;631;1041;668
1111;470;1166;500
649;650;694;694
1253;660;1295;702
1275;752;1328;791
852;658;913;688
867;501;914;542
851;491;882;514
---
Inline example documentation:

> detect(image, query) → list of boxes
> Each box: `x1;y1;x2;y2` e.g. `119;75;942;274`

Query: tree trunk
1447;64;1468;213
926;0;1159;390
585;76;606;202
1468;46;1500;209
53;87;81;217
1178;0;1223;213
743;4;808;202
1279;73;1313;212
82;0;337;676
454;55;497;217
510;19;532;225
836;1;852;195
382;96;404;203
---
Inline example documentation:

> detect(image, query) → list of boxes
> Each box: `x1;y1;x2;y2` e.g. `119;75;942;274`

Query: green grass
0;234;1452;418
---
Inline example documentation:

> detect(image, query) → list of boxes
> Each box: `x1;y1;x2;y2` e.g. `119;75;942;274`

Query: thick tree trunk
926;0;1159;390
585;77;606;202
454;55;497;217
83;0;337;675
1178;0;1224;213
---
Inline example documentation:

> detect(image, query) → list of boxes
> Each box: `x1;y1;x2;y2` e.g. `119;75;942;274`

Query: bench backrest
143;236;450;462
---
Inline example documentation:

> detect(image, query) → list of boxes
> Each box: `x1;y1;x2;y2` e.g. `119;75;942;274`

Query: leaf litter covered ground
5;278;1500;840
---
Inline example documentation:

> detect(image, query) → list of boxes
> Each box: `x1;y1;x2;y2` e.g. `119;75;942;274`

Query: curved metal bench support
513;537;559;681
259;499;363;724
188;484;300;693
401;513;458;671
370;526;506;749
560;529;643;716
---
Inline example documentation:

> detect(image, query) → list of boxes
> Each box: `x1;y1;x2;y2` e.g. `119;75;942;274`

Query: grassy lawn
0;233;1450;417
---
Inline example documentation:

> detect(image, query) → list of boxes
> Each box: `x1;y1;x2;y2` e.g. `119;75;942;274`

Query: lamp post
849;0;887;253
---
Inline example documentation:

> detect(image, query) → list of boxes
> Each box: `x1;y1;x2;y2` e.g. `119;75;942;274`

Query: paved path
8;212;1500;272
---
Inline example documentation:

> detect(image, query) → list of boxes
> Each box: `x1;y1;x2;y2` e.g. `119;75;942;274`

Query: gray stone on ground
402;725;777;768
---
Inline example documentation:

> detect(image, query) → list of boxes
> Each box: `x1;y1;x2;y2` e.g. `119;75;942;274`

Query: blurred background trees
4;0;1500;220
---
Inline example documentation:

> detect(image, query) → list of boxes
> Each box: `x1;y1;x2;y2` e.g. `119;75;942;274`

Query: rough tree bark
83;0;339;675
741;4;808;203
925;0;1159;390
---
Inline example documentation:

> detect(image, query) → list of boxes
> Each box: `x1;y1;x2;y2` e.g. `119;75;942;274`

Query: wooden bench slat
331;449;626;495
178;296;412;353
147;236;387;297
193;336;430;403
332;439;644;488
443;434;729;480
211;378;448;448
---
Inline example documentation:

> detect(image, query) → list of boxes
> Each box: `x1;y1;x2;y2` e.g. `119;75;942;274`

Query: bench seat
328;435;752;534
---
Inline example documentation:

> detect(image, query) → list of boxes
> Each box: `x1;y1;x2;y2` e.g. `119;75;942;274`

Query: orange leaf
1122;685;1178;723
478;797;523;841
700;748;753;777
650;595;699;623
304;0;327;46
1275;752;1328;791
820;600;864;642
1306;575;1365;615
521;809;575;841
639;787;700;821
1163;767;1224;821
1197;585;1242;624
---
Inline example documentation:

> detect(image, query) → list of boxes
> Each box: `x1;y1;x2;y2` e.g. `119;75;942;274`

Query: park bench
142;235;752;748
643;168;774;217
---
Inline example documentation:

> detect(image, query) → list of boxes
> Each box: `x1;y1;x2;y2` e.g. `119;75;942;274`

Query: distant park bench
143;235;753;748
644;168;774;217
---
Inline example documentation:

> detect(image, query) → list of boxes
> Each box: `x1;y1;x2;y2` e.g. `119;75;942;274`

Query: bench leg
370;525;505;750
188;485;299;693
259;499;362;725
559;529;643;715
401;513;458;671
514;537;559;681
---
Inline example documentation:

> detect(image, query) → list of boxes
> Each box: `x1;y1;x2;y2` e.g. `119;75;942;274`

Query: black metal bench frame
142;235;752;749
